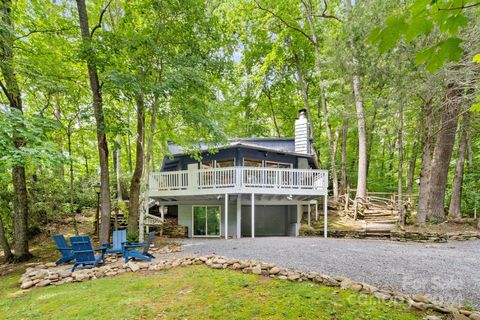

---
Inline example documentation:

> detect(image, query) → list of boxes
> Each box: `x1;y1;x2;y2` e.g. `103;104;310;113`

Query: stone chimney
294;109;309;154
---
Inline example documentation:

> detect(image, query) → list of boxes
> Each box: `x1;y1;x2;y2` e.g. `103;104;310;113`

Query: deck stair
363;208;398;238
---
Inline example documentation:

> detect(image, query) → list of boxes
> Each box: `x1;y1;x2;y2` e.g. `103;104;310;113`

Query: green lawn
0;266;424;320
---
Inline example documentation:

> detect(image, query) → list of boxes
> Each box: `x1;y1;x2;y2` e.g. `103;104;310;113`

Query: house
141;109;328;239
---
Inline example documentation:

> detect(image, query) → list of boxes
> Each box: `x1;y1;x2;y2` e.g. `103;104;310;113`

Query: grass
0;265;426;320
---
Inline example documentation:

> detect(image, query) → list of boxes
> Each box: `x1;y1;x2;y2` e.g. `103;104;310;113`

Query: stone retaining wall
18;254;479;320
300;227;480;243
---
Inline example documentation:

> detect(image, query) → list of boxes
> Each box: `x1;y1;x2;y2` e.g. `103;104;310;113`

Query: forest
1;0;479;262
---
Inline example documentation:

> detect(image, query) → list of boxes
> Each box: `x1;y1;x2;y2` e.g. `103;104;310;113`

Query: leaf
473;53;480;63
471;97;480;112
416;38;463;72
439;14;468;35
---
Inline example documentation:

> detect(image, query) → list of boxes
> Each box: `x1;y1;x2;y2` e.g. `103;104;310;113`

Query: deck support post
315;202;319;221
160;205;164;221
224;193;229;240
237;194;242;238
324;195;328;238
308;203;311;226
251;193;255;238
296;204;302;237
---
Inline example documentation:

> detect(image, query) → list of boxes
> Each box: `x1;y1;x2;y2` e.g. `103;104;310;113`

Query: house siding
163;146;315;171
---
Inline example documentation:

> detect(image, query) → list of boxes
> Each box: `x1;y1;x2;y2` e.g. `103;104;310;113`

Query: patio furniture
122;231;156;263
52;235;75;265
70;236;106;272
102;229;127;254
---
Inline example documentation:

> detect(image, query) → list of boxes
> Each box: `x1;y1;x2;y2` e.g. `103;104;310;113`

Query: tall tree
449;112;470;219
75;0;111;243
0;0;31;260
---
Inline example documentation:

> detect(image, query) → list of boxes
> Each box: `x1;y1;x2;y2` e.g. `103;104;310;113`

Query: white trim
251;193;255;238
324;195;328;238
191;205;221;237
224;193;228;240
236;194;242;238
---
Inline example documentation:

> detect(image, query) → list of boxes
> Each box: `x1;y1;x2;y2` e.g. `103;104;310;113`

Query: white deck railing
150;167;328;196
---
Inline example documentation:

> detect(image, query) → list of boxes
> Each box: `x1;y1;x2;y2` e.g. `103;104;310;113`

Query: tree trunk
67;129;78;235
115;136;123;201
448;112;469;219
0;215;13;262
76;0;111;243
127;94;145;235
320;89;339;200
345;0;367;202
405;141;418;194
340;118;349;196
352;74;368;201
293;51;315;139
0;0;31;261
397;102;404;226
263;85;281;137
301;4;339;199
366;102;378;176
126;115;133;173
427;81;461;220
417;99;433;225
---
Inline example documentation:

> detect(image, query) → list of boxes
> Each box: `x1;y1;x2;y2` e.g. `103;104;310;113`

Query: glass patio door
193;206;220;237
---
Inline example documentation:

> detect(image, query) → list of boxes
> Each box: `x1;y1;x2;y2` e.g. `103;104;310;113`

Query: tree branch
0;79;14;106
312;0;342;22
438;2;480;10
15;28;76;41
90;0;114;38
254;0;314;44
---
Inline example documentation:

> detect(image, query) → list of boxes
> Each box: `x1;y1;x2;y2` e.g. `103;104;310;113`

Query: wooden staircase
364;209;399;238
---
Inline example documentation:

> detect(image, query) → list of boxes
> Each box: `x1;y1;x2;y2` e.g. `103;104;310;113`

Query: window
265;161;293;169
192;206;220;237
216;159;235;168
199;159;235;169
243;159;263;167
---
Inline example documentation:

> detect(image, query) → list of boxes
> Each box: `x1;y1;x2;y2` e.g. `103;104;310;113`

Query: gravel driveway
181;237;480;308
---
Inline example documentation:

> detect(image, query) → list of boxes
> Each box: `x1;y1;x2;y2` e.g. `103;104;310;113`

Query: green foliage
370;0;479;72
126;231;139;243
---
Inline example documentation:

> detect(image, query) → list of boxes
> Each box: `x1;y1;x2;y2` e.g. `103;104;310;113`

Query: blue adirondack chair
52;235;75;265
101;230;127;254
70;236;106;272
122;231;156;263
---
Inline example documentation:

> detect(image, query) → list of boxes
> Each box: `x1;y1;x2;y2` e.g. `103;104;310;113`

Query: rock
269;267;280;275
45;262;56;268
211;263;223;269
350;283;363;292
29;269;48;280
252;265;262;275
20;281;34;290
261;270;269;276
409;302;428;311
373;291;391;301
424;316;442;320
36;280;51;288
412;294;430;304
451;311;470;320
469;313;480;320
278;275;287;280
127;261;140;272
320;275;340;287
137;262;150;269
361;283;377;294
287;273;300;281
340;279;353;290
58;270;72;278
